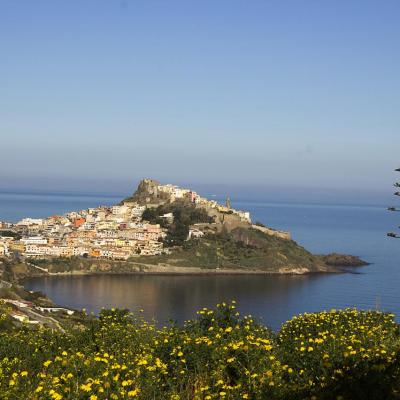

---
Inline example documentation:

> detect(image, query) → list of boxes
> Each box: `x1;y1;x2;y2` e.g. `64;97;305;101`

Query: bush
0;303;400;399
277;309;400;400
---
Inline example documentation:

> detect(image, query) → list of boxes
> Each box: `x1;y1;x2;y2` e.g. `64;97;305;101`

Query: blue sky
1;1;399;199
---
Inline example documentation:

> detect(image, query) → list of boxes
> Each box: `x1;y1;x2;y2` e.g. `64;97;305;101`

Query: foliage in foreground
0;302;400;400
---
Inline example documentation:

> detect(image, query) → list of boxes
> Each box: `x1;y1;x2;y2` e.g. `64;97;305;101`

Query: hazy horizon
0;175;394;208
1;1;399;198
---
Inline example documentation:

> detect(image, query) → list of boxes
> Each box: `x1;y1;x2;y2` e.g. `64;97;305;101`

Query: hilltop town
0;179;287;262
0;179;366;284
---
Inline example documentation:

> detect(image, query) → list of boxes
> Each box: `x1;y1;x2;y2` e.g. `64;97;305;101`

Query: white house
21;236;48;245
112;205;129;215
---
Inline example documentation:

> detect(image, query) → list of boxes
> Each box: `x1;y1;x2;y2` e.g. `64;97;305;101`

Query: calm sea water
2;190;399;331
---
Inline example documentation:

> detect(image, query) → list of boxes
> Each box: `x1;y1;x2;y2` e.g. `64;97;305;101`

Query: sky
1;1;399;201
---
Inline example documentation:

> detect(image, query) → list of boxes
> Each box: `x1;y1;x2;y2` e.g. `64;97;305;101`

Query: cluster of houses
151;181;251;222
0;181;252;261
1;203;165;260
0;222;13;257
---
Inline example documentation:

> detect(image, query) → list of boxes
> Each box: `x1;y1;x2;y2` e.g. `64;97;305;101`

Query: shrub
0;303;399;399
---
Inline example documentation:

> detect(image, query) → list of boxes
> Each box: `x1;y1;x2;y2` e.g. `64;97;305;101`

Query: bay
3;189;399;331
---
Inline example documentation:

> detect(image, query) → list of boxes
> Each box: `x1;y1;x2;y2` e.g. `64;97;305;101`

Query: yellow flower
80;383;92;392
35;386;43;393
128;389;139;397
49;390;63;400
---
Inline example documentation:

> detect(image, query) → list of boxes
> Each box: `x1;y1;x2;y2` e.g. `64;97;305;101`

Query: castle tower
226;196;231;209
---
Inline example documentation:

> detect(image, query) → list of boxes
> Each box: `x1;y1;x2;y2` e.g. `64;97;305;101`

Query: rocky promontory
0;179;368;278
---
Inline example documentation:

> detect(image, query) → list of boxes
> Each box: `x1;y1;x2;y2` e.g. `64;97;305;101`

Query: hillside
120;179;334;273
134;228;332;273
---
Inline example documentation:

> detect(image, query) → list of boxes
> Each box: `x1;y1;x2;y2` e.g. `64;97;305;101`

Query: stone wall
251;224;291;240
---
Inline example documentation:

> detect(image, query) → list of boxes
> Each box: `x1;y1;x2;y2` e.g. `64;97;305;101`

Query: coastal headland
0;179;367;283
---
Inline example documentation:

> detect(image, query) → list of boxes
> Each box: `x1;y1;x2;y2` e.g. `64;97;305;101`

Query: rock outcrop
319;253;369;267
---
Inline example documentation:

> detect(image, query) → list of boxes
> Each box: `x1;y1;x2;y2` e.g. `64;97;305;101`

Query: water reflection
26;274;330;330
22;201;400;331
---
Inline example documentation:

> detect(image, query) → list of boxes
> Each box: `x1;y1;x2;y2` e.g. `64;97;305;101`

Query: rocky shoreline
2;251;369;289
20;264;339;278
318;253;369;267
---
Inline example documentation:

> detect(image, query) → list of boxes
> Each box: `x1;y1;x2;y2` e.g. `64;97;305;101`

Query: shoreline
20;263;343;281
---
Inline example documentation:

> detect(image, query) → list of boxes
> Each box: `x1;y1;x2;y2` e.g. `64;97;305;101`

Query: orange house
90;249;101;258
74;218;86;228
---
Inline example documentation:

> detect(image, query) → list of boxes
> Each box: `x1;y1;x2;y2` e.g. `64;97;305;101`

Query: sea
1;189;399;331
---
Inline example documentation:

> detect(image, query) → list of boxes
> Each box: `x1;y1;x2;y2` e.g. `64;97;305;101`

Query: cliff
123;178;170;206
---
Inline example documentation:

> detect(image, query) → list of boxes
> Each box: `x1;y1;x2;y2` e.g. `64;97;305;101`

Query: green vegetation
33;257;89;273
0;258;32;282
318;253;369;267
0;301;399;399
0;284;48;305
142;201;213;246
0;230;21;240
29;258;146;274
137;228;324;272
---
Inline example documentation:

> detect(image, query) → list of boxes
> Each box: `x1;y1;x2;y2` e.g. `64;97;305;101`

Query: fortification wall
251;224;291;240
